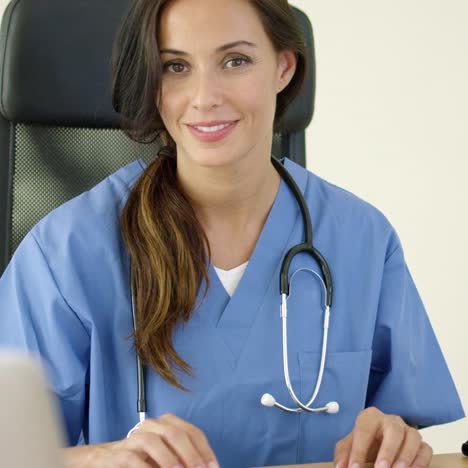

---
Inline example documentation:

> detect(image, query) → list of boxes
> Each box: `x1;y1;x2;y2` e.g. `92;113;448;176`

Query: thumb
334;432;353;468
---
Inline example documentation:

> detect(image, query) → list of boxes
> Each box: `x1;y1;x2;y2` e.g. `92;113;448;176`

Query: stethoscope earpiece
324;401;339;414
261;392;340;414
261;393;276;407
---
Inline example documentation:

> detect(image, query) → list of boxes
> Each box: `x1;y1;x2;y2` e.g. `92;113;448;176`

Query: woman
0;0;463;467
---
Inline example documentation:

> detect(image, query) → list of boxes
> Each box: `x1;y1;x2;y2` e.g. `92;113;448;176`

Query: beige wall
292;0;468;455
1;0;466;457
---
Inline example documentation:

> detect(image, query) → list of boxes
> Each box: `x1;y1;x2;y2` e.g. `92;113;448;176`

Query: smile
187;121;239;143
193;123;232;133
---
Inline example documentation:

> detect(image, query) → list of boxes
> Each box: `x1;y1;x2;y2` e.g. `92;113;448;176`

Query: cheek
244;85;277;126
233;75;277;117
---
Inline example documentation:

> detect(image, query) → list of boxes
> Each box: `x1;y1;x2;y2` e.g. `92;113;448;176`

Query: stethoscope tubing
280;269;331;413
130;274;147;423
270;157;333;307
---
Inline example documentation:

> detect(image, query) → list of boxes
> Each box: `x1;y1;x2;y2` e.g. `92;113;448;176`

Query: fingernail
376;460;390;468
394;462;407;468
334;461;344;468
351;463;360;468
208;463;219;468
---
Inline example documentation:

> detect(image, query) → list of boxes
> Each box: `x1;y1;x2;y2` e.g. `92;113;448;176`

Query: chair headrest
0;0;315;133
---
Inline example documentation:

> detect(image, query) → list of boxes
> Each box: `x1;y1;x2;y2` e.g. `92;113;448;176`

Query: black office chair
0;0;316;277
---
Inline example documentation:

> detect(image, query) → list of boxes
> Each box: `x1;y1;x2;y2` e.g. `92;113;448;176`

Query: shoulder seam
29;232;91;339
308;173;342;227
385;238;403;263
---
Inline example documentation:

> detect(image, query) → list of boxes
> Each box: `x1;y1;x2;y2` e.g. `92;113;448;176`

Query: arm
0;232;90;444
61;415;219;468
366;243;464;426
334;236;462;468
62;443;115;468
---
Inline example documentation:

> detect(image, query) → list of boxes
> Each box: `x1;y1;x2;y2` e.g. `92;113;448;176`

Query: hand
100;413;219;468
334;407;433;468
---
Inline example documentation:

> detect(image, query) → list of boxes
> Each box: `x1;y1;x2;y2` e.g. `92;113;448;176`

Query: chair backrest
0;0;316;276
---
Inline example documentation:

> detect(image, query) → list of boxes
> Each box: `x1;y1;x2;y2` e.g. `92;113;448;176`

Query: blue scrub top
0;158;464;467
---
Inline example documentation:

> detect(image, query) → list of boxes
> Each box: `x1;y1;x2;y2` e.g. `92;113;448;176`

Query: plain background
290;0;468;455
0;0;466;457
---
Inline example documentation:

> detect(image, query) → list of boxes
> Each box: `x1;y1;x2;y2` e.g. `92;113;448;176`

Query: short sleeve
366;242;465;427
0;231;90;444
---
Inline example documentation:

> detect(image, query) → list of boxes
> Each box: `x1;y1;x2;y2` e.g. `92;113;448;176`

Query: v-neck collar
198;158;309;361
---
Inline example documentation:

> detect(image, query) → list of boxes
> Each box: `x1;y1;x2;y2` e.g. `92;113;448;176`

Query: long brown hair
112;0;307;389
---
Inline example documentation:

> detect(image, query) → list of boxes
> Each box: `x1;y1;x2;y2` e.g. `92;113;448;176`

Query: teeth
193;123;232;133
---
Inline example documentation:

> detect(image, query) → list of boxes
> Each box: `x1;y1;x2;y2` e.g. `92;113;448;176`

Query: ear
276;50;297;94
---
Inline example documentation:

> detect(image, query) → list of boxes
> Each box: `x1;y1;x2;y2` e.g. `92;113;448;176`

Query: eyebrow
160;40;257;56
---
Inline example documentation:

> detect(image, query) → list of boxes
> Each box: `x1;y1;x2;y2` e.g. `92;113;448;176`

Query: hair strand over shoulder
112;0;307;388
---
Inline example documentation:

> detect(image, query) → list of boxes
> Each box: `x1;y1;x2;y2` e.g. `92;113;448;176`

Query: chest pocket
297;349;373;463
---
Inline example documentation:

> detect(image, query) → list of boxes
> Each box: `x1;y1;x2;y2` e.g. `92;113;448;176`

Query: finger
159;414;219;465
127;431;181;467
374;415;406;466
333;432;352;468
391;427;422;467
111;449;154;468
348;408;382;466
410;442;433;468
141;417;213;468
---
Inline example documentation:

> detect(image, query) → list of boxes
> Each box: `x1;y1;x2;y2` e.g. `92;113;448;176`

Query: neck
176;153;281;231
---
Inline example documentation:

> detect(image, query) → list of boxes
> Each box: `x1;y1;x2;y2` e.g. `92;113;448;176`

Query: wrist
63;442;116;468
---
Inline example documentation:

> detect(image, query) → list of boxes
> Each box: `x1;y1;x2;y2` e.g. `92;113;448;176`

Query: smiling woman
0;0;464;467
113;0;306;392
156;0;295;167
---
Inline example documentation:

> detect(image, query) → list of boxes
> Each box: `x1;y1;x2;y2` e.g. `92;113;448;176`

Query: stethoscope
127;156;338;438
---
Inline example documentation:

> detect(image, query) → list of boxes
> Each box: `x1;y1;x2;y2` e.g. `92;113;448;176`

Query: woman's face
157;0;297;169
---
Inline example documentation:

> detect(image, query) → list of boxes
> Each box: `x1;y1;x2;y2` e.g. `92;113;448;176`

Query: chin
181;144;247;169
191;153;241;169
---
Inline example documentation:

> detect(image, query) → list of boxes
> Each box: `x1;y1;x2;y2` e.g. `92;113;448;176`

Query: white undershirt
213;261;249;297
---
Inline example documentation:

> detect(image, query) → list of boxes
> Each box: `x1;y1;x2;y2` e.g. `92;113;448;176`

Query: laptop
0;351;66;468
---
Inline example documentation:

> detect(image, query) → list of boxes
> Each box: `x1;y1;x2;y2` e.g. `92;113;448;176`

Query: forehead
159;0;270;50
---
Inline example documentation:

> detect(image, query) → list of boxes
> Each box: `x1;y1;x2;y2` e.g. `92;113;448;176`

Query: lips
186;120;239;143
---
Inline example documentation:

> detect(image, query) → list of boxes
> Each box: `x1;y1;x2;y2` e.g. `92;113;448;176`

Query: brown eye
225;57;251;68
163;62;186;74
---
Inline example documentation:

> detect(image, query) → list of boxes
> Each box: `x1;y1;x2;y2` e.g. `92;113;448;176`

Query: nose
190;69;223;111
